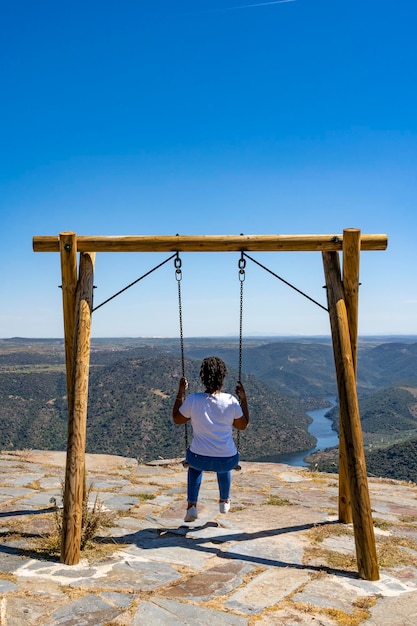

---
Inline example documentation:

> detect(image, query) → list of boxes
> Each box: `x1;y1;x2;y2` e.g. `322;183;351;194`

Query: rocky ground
1;450;417;625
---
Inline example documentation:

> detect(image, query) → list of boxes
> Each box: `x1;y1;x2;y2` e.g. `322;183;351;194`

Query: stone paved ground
1;450;417;625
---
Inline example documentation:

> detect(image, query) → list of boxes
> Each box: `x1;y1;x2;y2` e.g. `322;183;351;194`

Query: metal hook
175;253;182;281
238;252;246;282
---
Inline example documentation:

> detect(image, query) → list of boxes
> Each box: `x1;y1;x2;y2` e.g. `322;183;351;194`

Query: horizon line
2;334;416;341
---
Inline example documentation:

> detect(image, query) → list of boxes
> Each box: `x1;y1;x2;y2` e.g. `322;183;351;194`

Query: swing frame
33;229;388;580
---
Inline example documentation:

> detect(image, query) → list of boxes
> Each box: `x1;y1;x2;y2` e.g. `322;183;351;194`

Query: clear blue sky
1;1;416;338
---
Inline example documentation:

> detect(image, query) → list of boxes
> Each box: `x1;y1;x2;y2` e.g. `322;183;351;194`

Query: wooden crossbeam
33;233;388;253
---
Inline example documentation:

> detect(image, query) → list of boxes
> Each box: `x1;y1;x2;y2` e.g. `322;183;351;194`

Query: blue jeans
186;449;239;503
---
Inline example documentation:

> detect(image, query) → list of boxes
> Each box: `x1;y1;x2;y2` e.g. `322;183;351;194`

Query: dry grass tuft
48;482;115;555
376;535;417;568
399;514;417;523
26;479;41;490
137;493;156;501
0;572;17;583
299;465;329;483
323;605;372;626
308;522;353;544
304;545;357;571
373;518;391;531
353;595;378;611
265;494;292;506
230;504;246;512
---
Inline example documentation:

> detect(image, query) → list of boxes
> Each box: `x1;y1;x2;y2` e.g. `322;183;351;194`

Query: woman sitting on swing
172;356;249;522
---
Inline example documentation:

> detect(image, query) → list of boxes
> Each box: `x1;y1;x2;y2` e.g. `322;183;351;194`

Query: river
255;397;339;467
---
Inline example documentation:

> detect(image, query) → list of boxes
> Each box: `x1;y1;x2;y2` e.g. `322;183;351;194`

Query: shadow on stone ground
1;449;417;625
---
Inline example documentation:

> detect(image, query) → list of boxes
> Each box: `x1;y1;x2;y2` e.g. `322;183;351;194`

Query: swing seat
182;458;241;471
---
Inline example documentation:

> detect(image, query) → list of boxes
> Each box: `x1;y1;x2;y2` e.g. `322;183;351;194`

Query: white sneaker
184;506;198;522
219;501;230;514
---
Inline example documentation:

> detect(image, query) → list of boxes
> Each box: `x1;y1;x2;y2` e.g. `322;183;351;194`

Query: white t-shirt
179;392;243;457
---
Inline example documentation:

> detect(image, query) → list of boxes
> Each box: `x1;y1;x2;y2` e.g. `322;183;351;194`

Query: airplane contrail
192;1;296;15
222;0;296;9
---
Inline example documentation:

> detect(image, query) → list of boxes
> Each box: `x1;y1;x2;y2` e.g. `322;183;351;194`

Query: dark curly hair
200;357;227;393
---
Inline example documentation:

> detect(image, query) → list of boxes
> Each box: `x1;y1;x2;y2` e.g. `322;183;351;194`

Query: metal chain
175;253;189;455
238;253;246;382
175;253;185;377
236;253;246;454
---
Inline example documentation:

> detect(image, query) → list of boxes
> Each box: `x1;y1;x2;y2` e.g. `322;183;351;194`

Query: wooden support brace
59;232;78;410
61;252;95;565
342;229;361;371
323;250;379;581
337;229;360;522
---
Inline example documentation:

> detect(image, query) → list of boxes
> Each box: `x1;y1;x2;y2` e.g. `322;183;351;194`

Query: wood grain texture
342;228;361;370
33;233;388;253
338;228;361;524
323;250;379;581
59;232;77;410
61;252;95;565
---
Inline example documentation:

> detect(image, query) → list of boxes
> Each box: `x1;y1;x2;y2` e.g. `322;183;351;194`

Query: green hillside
0;350;315;462
185;339;417;398
312;434;417;484
0;370;68;450
185;341;338;397
365;437;417;482
325;387;417;435
2;337;417;479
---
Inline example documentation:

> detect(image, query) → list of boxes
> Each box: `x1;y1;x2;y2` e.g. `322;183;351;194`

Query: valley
1;336;417;481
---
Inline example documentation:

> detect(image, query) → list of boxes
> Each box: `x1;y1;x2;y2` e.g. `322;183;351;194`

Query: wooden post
343;229;361;371
61;252;95;565
59;232;78;411
337;229;361;523
323;251;379;581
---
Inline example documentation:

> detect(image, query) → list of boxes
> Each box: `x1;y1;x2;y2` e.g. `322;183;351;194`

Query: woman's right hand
178;376;188;396
235;381;246;401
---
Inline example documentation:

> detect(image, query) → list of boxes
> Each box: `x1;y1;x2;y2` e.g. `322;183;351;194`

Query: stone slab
0;578;19;593
0;486;38;498
100;494;139;510
23;450;138;471
132;598;248;625
363;590;417;625
101;591;134;608
16;491;62;507
121;538;218;568
0;473;44;487
219;534;306;569
75;559;181;591
45;593;122;626
0;552;32;573
225;567;311;613
292;577;363;613
3;594;69;626
256;606;338;625
162;559;254;601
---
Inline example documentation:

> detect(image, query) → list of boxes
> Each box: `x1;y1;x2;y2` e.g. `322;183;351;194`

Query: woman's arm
172;376;190;424
233;381;250;431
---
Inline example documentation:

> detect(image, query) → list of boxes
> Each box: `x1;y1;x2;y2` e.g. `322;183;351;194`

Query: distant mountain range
1;337;417;481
